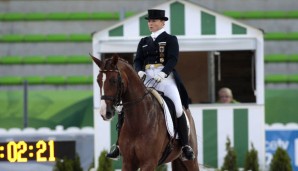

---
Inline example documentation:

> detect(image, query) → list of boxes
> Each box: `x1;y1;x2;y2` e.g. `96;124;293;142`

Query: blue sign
266;130;298;171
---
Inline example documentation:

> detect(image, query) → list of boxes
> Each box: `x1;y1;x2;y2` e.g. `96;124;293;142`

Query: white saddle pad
148;88;189;139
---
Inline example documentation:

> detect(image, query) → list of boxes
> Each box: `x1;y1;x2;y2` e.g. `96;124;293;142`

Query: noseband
100;68;124;107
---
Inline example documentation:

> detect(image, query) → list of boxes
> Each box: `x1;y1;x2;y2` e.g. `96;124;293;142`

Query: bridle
100;67;123;107
100;64;150;109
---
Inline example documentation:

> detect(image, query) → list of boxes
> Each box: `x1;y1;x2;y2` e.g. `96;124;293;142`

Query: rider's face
147;19;165;32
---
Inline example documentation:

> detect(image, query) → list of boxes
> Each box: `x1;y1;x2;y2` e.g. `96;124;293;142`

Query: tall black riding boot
106;111;124;160
177;113;195;160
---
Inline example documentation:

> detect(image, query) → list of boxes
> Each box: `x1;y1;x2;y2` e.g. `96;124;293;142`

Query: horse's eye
109;78;117;85
97;79;101;86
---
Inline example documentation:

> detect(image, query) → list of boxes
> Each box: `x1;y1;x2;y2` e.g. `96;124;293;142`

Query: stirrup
106;145;120;160
181;145;195;161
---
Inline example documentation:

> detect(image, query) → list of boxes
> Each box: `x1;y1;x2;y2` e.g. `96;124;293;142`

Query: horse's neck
122;73;156;130
121;68;147;103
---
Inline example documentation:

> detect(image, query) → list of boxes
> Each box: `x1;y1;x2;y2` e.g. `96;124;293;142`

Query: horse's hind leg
172;158;200;171
184;160;200;171
172;158;187;171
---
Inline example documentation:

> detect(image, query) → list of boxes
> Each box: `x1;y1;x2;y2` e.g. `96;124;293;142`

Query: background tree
53;154;83;171
270;147;292;171
97;150;113;171
155;163;167;171
244;143;259;171
221;137;238;171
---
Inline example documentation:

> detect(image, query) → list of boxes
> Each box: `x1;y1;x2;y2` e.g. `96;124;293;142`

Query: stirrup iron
181;145;195;161
106;144;120;160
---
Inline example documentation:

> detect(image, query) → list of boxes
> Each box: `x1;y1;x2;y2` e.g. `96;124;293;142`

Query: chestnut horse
92;55;199;171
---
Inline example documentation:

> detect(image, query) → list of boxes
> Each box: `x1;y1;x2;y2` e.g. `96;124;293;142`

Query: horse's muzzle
100;100;114;121
100;106;114;121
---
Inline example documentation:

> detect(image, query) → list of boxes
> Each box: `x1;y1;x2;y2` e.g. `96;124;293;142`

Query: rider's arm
134;38;146;72
161;35;179;76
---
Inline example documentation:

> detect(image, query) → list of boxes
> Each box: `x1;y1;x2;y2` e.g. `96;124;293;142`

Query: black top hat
145;9;168;21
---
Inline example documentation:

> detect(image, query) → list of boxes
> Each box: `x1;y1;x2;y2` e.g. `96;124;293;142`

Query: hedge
224;11;298;19
0;76;93;85
0;55;91;64
0;12;135;21
1;32;298;43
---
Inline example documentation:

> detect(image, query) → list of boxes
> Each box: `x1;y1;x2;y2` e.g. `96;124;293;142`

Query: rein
121;91;150;107
100;67;149;108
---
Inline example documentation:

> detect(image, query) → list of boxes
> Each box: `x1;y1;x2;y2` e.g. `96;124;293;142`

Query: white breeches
144;65;183;118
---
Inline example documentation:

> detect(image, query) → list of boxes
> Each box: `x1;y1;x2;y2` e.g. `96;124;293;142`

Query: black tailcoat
134;31;189;109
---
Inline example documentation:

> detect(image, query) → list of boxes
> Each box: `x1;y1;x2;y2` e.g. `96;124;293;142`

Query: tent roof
92;0;263;52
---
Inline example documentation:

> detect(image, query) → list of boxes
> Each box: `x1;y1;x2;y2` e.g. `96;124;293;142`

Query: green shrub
270;147;292;171
155;164;167;171
53;154;83;171
244;143;259;171
221;137;238;171
97;150;113;171
90;151;166;171
88;158;94;171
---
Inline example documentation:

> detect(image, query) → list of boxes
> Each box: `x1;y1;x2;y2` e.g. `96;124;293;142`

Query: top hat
145;9;168;21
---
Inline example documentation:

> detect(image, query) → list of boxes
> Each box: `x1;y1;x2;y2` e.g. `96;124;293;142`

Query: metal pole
23;80;28;128
120;8;125;21
208;52;216;103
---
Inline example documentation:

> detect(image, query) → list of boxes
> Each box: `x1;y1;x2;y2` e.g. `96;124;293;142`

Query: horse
91;54;200;171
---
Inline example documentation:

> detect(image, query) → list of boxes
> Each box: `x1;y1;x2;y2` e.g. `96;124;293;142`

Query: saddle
147;88;179;165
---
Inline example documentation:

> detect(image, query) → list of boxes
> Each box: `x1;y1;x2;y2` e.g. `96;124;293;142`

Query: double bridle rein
100;65;149;109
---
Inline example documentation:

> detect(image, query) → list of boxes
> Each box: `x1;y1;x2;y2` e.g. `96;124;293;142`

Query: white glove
138;71;146;79
154;72;167;82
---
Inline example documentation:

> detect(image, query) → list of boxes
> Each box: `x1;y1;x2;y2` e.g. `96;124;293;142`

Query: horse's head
91;54;124;121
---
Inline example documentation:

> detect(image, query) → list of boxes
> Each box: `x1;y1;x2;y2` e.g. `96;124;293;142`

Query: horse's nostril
106;111;112;118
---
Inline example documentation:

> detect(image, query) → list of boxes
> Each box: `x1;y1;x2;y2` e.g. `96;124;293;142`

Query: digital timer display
0;140;75;162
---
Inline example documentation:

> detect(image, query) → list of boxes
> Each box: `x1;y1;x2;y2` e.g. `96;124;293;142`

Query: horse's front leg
139;165;156;171
121;157;139;171
139;161;158;171
122;164;139;171
122;164;138;171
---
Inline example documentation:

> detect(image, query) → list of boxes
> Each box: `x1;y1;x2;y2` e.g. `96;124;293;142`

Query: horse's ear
111;55;119;67
89;53;102;68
